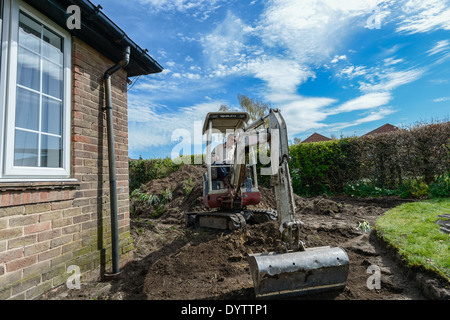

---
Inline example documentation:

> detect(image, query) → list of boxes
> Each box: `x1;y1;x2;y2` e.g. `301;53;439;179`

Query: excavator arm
241;109;349;298
266;110;305;252
230;109;304;251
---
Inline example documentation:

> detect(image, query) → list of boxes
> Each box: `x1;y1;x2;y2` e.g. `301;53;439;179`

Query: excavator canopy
202;112;250;135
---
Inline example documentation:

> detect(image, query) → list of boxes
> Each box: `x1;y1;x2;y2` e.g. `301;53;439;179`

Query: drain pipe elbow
103;46;130;277
105;46;130;79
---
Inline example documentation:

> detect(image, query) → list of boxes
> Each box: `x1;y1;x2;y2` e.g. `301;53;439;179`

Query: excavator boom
244;109;349;298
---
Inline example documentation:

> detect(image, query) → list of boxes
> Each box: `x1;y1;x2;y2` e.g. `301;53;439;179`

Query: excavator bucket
248;246;349;298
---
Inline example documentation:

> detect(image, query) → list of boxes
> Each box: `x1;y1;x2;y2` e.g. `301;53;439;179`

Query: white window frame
0;0;72;180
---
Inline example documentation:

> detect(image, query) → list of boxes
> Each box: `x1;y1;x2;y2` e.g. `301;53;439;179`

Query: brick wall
0;37;133;299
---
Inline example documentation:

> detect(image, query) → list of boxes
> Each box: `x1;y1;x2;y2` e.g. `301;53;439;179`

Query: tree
218;104;229;112
218;94;271;127
237;94;270;122
288;137;302;145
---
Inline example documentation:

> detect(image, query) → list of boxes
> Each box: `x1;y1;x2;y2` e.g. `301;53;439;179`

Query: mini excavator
187;109;349;298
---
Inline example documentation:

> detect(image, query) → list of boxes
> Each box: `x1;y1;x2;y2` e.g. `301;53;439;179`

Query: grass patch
375;198;450;282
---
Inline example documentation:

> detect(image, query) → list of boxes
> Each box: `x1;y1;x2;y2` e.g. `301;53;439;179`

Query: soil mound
135;164;356;221
134;164;291;224
144;221;281;299
132;164;206;224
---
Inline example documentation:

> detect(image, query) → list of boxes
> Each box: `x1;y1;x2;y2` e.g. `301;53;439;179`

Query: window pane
17;47;40;91
43;27;63;64
14;130;38;167
19;12;41;53
42;60;63;99
42;96;62;135
40;135;62;168
15;87;39;131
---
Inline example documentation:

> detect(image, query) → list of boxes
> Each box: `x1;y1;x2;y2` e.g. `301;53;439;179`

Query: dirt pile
135;164;378;221
144;221;281;299
132;164;206;224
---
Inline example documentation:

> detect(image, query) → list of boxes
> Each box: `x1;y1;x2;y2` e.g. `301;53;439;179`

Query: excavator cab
202;111;260;209
190;111;267;230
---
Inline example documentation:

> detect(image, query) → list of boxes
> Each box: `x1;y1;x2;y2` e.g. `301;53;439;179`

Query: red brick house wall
0;37;133;299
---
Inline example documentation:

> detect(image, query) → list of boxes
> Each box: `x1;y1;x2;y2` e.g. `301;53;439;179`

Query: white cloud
128;104;161;124
329;107;396;130
201;11;254;68
279;97;338;135
139;0;225;19
194;0;397;124
246;58;315;102
128;101;224;152
433;96;450;102
359;68;425;93
330;92;392;113
427;39;450;55
235;0;398;135
396;0;450;33
338;65;367;79
260;0;385;64
383;57;403;66
131;0;443;150
185;73;201;80
331;55;347;64
195;1;414;137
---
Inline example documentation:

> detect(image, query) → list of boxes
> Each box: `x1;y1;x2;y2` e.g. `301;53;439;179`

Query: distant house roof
363;123;399;136
301;133;331;143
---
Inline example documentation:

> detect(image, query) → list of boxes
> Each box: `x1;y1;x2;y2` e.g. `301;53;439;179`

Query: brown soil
44;164;450;300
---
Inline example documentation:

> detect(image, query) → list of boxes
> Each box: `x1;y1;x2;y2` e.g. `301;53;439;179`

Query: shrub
344;181;400;198
129;187;172;217
182;178;195;196
161;187;174;204
344;177;449;199
429;173;450;198
129;157;180;193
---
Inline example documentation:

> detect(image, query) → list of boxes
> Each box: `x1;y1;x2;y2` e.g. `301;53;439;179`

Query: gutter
104;46;130;277
24;0;163;76
72;0;163;74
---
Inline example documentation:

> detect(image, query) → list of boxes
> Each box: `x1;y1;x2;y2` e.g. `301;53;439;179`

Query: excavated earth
44;165;450;300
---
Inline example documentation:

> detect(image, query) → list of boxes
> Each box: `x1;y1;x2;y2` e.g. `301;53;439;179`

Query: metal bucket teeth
248;247;349;298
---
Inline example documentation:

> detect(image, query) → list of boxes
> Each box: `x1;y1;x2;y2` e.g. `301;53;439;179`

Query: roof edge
23;0;163;77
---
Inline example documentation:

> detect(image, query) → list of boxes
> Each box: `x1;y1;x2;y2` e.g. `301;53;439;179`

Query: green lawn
375;198;450;282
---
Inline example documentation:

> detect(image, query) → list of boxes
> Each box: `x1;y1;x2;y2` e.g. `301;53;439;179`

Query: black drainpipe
104;46;130;276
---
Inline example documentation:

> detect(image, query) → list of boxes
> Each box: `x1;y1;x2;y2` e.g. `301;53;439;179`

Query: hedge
289;138;360;195
288;120;450;196
129;121;450;197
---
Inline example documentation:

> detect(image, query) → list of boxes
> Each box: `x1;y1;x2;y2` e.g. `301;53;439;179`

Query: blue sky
100;0;450;160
